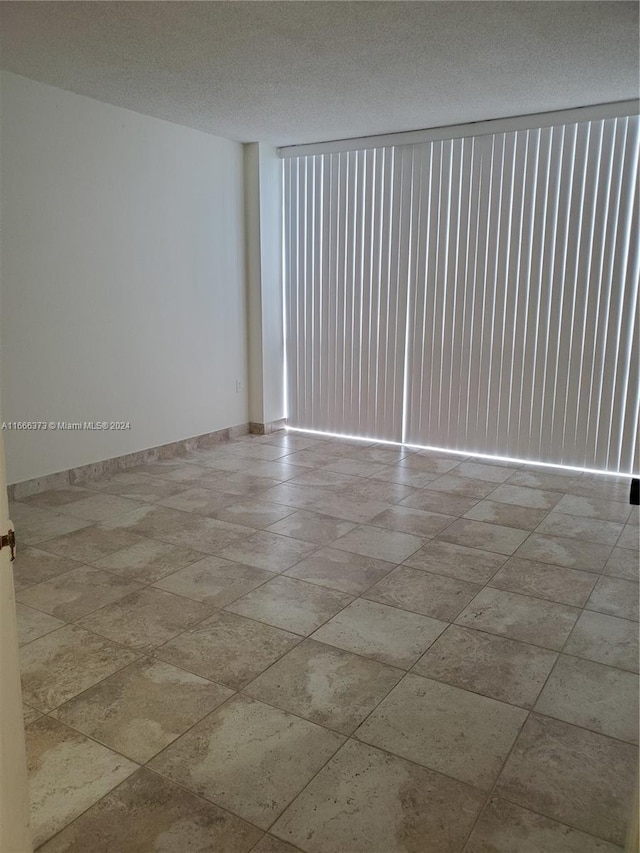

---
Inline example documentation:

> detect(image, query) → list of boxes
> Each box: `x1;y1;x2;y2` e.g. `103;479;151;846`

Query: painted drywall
245;142;285;426
244;144;265;423
0;72;248;484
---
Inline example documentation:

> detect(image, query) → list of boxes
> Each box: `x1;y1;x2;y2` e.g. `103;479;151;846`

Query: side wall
245;142;285;427
0;73;249;484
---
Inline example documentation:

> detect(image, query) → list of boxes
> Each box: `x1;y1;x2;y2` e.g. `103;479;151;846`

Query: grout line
14;431;639;851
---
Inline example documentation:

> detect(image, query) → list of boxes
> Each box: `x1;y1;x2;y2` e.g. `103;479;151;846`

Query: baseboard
8;422;251;501
249;419;287;435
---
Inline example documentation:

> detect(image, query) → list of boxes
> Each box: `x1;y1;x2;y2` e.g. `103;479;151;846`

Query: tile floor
11;430;639;852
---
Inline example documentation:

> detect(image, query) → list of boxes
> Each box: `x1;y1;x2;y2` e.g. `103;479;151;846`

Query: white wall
244;142;285;426
0;72;249;484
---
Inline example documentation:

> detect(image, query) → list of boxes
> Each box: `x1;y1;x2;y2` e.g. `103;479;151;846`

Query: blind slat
284;115;640;474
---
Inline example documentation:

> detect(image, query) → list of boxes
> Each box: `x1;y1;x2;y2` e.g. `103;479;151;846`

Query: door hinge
1;528;16;561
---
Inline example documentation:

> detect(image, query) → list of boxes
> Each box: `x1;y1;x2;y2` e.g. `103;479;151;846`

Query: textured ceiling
0;2;637;146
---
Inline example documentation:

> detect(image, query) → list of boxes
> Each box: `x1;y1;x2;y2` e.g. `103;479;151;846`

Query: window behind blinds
283;113;640;474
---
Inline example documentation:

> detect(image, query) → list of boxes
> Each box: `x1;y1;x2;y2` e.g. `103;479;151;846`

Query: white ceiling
0;1;637;147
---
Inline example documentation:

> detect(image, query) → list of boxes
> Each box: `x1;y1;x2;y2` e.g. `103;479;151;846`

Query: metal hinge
1;528;16;561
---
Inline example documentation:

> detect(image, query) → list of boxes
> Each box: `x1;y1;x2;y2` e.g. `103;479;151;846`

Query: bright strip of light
284;426;639;478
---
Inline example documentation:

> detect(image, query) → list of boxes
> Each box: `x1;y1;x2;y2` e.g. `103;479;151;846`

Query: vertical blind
283;113;640;474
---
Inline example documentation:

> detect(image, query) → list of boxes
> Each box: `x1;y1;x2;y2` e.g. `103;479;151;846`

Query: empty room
0;2;638;852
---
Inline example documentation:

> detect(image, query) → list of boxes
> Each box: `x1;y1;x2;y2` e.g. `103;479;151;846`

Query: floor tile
253;835;304;853
399;489;480;516
272;739;484;853
227;442;291;461
108;504;253;553
397;453;461;475
92;538;205;583
155;611;300;689
364;565;481;620
282;449;350;469
468;456;520;469
225;576;352;635
332;524;423;563
488;557;597;607
245;639;402;734
626;506;639;527
463;499;548;530
568;475;631;502
259;482;326;511
26;716;137;848
262;433;320;452
370;505;456;538
534;655;639;743
162;513;256;554
53;493;146;523
132;460;210;483
20;624;138;712
156;486;237;515
554;494;631;524
465;796;624;853
13;431;638;851
23;487;96;509
488;483;563;510
16;603;65;646
90;475;190;503
24;705;42;726
466;457;520;470
423;472;496;499
197;470;281;496
515;533;611;572
336;477;415;506
322;457;389;478
180;453;254;474
304;490;390;524
312;599;447;668
217;531;317;571
437;518;530;555
506;470;578;492
413;625;557;708
36;768;262;853
148;695;344;829
37;525;145;563
352;445;415;465
201;460;272;480
248;461;310;482
153;555;274;607
284;546;395;594
266;510;357;545
403;540;507;584
355;673;527;789
455;587;579;650
17;566;141;621
603;547;639;582
328;477;408;506
496;713;637;846
12;547;83;591
77;588;214;652
455;461;516;483
617;524;639;551
370;464;440;489
215;498;296;529
536;513;623;546
587;576;639;621
564;610;639;672
12;505;92;546
53;657;233;762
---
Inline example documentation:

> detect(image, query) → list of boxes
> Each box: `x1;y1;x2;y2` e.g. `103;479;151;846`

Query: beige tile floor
11;430;639;852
